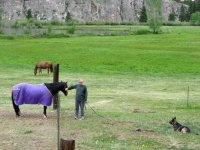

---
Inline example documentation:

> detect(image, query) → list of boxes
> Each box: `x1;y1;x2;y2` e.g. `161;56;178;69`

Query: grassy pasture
0;26;200;150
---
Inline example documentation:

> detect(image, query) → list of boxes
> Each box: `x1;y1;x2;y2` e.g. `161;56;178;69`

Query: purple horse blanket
12;83;53;106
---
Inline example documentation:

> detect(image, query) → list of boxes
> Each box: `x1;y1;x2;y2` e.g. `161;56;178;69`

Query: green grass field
0;26;200;150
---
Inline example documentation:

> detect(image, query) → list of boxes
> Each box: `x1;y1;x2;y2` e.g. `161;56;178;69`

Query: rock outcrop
0;0;185;22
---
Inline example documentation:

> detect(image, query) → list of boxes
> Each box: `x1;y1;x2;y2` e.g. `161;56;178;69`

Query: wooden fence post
60;138;75;150
53;64;59;110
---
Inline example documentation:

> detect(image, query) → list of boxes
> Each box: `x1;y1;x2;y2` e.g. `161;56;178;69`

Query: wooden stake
187;86;189;107
60;139;75;150
57;94;60;150
53;64;59;109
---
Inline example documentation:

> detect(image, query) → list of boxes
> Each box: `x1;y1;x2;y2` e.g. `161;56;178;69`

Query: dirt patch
169;142;183;149
95;100;113;105
133;108;156;113
132;128;154;133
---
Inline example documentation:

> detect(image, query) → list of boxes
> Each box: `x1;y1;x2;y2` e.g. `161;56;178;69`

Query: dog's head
169;117;183;131
169;117;176;125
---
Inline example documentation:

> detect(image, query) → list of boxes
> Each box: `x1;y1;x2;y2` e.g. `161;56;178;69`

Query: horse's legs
43;106;47;118
47;68;50;75
39;68;42;74
11;92;21;117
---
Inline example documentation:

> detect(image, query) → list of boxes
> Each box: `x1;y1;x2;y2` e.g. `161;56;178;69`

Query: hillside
1;0;184;22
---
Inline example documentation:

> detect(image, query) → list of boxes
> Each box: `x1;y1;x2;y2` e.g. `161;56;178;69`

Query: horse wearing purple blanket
11;82;68;118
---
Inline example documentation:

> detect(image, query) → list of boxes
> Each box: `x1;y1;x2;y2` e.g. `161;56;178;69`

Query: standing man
65;79;88;120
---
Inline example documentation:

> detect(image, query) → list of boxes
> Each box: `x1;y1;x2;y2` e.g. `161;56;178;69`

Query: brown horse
34;61;53;75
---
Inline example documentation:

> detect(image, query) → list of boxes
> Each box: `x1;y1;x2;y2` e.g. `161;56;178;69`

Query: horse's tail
11;90;20;117
50;63;53;73
11;91;16;110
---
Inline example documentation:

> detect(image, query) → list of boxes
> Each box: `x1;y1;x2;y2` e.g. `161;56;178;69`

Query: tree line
139;0;200;33
139;0;200;23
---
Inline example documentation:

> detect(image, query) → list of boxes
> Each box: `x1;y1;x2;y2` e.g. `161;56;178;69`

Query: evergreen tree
194;0;196;12
0;7;2;22
196;0;200;12
26;9;32;19
139;6;147;23
168;12;176;21
65;12;72;22
0;7;3;34
179;4;186;22
185;10;191;22
189;0;196;16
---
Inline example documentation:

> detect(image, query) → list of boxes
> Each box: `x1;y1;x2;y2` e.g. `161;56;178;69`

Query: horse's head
61;82;68;96
34;68;37;75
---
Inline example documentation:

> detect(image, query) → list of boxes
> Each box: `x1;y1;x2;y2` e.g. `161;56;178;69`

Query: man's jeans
75;100;85;118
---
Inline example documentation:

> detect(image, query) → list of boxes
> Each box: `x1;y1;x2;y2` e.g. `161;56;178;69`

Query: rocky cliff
1;0;184;22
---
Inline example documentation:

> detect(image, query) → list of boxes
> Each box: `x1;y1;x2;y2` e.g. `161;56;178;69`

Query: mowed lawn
0;26;200;150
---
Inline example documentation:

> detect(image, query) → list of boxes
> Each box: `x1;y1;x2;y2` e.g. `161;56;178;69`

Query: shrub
40;21;50;26
0;35;14;40
190;12;200;26
47;25;52;34
36;33;70;38
163;21;183;26
110;21;120;26
66;19;79;26
34;20;42;28
163;21;174;26
85;21;96;25
133;29;150;35
120;21;137;25
68;25;76;34
0;28;3;34
50;18;60;26
28;18;35;23
104;21;110;25
23;28;30;34
19;19;28;27
10;21;20;28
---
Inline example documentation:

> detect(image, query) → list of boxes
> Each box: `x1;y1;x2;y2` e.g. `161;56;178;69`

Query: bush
10;21;20;28
40;21;50;26
181;21;190;26
50;19;61;26
34;33;70;38
120;21;136;25
163;21;182;26
85;21;97;25
138;22;148;26
85;20;105;26
34;20;42;28
104;21;110;25
110;21;120;26
66;19;79;26
23;28;30;34
47;25;52;34
19;20;28;27
28;18;35;23
0;27;3;34
190;12;200;25
133;29;150;35
163;21;174;26
68;25;76;34
0;35;14;40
